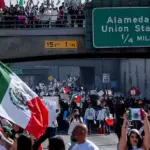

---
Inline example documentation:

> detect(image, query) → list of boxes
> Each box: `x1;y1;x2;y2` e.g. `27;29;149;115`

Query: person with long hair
67;109;83;150
119;110;150;150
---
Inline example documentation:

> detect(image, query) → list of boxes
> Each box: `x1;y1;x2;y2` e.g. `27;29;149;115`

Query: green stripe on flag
0;62;12;102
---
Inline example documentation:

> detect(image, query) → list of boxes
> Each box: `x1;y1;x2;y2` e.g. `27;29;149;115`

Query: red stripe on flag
75;96;81;103
0;0;5;9
140;108;144;120
38;145;43;150
64;88;69;94
105;119;114;126
25;97;48;139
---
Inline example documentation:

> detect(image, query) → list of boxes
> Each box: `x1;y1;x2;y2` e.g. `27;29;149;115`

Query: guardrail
0;15;85;28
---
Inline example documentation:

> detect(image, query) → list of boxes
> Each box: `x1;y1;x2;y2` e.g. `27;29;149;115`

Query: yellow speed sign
48;76;54;81
45;40;77;49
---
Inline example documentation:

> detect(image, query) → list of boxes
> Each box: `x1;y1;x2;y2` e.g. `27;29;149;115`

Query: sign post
103;73;110;93
93;7;150;48
103;73;110;83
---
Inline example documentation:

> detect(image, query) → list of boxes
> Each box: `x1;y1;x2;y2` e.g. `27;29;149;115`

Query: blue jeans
104;121;111;133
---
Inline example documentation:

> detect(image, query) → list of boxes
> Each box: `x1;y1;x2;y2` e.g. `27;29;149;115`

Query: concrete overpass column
80;67;95;90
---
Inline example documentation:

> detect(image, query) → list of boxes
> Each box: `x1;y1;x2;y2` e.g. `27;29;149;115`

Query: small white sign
131;90;136;95
90;90;97;95
60;93;69;101
97;90;104;97
43;96;59;109
106;90;112;96
103;73;110;83
43;100;57;110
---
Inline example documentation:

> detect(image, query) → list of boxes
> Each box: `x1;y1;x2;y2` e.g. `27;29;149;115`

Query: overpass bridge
0;27;149;62
0;26;121;91
1;0;150;62
0;28;85;61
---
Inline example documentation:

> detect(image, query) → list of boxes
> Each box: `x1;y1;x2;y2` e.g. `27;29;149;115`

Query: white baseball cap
128;129;142;139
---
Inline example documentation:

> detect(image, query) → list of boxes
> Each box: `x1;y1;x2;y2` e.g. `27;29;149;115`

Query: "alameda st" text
101;16;150;32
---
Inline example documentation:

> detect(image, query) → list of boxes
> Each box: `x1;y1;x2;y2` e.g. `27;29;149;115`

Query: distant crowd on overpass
0;0;88;28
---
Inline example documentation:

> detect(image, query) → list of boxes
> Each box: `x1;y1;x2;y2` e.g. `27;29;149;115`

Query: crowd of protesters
0;74;150;150
0;0;86;28
29;75;150;149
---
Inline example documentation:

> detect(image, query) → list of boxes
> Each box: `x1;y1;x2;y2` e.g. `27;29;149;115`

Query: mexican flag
75;96;81;103
0;62;48;139
63;88;70;94
128;108;144;121
75;96;82;107
0;0;5;9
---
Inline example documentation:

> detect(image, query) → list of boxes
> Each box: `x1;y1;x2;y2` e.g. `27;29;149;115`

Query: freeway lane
42;133;118;150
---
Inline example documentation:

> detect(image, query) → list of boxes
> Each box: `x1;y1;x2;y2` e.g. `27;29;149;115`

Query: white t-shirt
97;108;106;120
44;101;59;128
72;140;99;150
132;147;143;150
84;108;95;120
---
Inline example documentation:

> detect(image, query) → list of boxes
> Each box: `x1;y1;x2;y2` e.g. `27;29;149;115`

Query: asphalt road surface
42;133;118;150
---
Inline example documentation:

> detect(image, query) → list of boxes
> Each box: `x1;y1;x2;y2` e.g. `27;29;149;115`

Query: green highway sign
92;7;150;48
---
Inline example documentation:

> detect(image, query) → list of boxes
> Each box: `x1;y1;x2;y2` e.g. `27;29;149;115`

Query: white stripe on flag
1;81;31;128
0;105;15;124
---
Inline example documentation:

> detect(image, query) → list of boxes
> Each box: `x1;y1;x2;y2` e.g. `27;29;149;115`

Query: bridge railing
0;15;85;28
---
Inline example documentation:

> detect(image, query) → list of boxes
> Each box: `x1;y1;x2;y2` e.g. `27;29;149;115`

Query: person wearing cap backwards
119;110;150;150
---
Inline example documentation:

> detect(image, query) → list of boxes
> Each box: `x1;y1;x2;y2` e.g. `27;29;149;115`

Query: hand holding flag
128;108;145;121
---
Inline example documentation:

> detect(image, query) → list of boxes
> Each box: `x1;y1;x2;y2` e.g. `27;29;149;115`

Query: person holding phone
67;109;83;150
119;109;150;150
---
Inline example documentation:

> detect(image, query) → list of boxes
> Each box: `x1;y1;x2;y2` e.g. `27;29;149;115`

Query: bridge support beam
80;67;95;90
